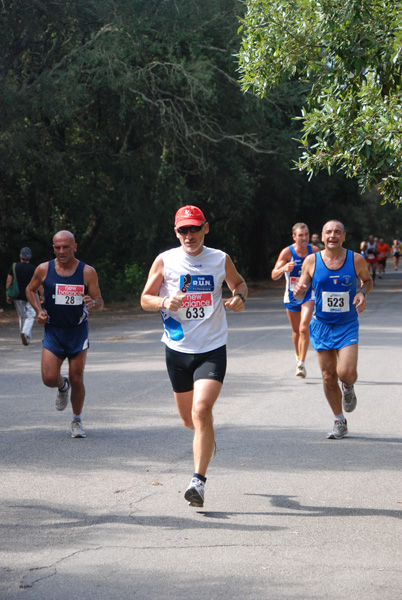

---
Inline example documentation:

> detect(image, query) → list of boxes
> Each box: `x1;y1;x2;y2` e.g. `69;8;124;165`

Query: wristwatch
234;293;246;303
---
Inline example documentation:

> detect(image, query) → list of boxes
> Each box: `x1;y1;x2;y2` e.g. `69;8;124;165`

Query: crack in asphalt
19;547;102;589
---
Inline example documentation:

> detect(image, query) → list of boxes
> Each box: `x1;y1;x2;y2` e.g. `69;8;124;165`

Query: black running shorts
165;345;227;393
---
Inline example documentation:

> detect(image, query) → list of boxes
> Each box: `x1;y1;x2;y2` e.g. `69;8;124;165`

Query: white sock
335;413;345;422
72;414;81;422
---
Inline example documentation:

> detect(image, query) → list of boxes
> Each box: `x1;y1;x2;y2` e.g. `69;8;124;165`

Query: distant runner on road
376;238;391;278
141;205;247;508
364;234;379;284
392;237;401;271
294;220;372;440
26;230;103;439
271;223;319;379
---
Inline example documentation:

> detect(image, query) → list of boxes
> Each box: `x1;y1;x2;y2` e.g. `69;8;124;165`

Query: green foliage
0;0;307;289
238;0;402;204
96;257;145;302
3;0;400;299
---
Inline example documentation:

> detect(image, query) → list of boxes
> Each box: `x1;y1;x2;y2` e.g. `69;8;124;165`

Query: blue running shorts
285;290;315;313
43;322;89;359
284;301;302;313
309;317;359;351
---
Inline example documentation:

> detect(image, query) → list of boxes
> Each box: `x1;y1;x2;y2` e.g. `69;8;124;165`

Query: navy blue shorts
165;345;227;393
309;317;359;351
43;322;89;359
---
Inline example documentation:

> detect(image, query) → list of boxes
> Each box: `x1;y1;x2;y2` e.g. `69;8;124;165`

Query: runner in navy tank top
294;220;372;440
26;230;104;439
43;259;89;327
271;222;319;379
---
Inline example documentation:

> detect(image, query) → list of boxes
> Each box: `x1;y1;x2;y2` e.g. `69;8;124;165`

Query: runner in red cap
141;205;248;507
174;205;206;227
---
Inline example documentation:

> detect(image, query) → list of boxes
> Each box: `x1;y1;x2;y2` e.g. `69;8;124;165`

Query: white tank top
159;246;227;353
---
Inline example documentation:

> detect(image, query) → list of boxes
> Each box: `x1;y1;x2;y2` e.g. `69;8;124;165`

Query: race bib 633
176;274;215;320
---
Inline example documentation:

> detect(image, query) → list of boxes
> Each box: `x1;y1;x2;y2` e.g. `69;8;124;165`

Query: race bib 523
322;291;349;313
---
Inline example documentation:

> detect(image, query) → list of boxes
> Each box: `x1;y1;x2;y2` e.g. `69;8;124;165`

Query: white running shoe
56;377;70;411
296;363;307;378
327;419;348;440
342;383;357;413
184;477;205;507
70;420;86;438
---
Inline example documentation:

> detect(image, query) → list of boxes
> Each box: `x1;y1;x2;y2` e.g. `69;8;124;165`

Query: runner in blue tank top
271;223;319;379
294;220;372;440
26;230;104;439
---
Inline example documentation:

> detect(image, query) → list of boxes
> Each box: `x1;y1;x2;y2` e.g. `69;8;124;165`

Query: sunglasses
176;224;204;234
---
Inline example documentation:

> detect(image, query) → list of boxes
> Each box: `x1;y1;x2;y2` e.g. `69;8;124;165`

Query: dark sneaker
327;419;348;440
342;383;357;413
21;333;29;346
184;477;205;507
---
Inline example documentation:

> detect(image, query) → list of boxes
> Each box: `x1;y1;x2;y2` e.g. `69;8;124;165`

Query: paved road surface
1;271;401;599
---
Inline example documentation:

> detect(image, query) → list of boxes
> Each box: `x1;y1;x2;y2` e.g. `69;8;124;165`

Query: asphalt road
1;271;401;599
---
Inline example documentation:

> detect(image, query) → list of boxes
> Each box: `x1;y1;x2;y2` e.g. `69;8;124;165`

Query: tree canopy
1;0;402;302
0;0;307;290
238;0;402;204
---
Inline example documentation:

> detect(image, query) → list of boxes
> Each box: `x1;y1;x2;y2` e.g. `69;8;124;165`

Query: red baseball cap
175;205;206;227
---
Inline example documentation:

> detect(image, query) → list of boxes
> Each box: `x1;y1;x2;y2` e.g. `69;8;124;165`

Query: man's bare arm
140;256;185;312
26;264;49;325
293;254;315;300
271;247;294;281
83;265;104;311
352;254;373;313
224;254;247;312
